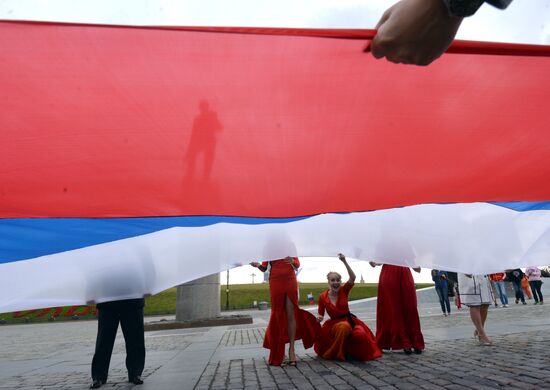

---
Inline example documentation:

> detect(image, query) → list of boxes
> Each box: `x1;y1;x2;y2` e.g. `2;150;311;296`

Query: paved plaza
1;284;549;390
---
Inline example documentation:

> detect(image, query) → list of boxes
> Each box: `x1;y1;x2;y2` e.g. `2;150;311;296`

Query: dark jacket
443;0;513;17
431;270;449;289
505;269;524;283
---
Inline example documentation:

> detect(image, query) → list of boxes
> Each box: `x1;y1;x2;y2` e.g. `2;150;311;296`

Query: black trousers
91;303;145;382
529;280;544;303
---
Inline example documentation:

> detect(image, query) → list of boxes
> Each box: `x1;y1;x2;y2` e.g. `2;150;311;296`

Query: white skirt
458;274;493;306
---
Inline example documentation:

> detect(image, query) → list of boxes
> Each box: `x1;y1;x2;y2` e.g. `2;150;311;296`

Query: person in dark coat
506;269;526;305
90;298;146;388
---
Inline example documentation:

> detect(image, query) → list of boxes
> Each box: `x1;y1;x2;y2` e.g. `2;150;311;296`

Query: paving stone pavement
1;283;549;389
194;331;550;390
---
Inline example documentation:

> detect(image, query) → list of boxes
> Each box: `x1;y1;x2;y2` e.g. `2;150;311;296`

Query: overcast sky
1;0;549;44
1;0;548;284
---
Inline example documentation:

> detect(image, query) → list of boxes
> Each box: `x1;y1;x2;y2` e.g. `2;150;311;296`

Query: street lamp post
225;269;230;311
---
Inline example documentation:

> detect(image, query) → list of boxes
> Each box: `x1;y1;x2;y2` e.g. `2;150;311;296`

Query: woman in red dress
314;254;382;361
370;262;424;354
251;256;319;366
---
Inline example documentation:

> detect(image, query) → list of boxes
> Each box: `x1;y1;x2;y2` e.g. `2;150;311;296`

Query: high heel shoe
287;350;297;367
476;332;492;346
478;338;493;346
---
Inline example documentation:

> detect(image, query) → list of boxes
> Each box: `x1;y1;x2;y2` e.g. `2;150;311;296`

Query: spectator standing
489;273;508;307
525;266;544;305
506;269;526;305
431;269;451;316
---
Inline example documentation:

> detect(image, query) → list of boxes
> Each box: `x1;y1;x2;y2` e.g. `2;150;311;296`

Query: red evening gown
314;282;382;361
259;258;320;365
376;265;425;350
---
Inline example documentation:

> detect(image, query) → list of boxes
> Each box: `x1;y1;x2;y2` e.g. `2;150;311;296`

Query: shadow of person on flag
183;99;223;180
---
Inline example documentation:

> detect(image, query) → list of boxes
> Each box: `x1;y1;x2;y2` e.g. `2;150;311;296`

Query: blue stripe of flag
1;201;549;264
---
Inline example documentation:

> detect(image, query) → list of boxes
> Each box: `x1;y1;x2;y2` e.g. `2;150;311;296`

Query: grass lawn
147;282;434;314
0;283;433;324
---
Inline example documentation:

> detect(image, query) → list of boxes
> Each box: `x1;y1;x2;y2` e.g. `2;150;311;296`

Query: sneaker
503;304;508;307
534;302;539;305
522;301;527;305
515;299;519;304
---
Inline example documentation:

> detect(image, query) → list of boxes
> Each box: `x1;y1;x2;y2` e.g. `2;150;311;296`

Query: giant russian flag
1;20;550;312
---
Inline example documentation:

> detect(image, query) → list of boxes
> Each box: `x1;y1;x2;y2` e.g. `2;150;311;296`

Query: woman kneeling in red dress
314;254;382;362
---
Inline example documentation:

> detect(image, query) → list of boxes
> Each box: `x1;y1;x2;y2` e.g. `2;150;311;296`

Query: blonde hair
326;271;342;281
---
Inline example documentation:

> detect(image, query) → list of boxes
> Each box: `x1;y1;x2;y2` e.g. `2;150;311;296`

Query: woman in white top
457;273;493;346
